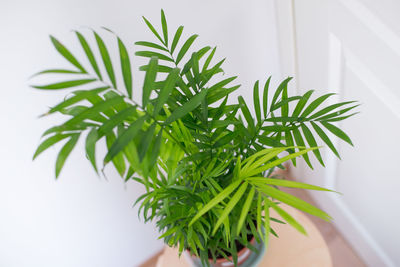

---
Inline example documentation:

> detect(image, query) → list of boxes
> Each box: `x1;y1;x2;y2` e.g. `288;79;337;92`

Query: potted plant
32;10;358;267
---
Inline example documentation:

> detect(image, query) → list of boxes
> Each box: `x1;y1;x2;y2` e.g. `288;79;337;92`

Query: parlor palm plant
32;10;358;267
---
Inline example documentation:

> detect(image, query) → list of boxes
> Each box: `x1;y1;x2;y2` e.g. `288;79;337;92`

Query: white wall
0;1;280;266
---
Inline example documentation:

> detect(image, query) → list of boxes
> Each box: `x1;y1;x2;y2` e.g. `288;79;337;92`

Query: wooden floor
139;169;366;267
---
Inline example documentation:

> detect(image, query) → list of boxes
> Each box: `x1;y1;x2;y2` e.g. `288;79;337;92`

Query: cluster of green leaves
32;10;358;267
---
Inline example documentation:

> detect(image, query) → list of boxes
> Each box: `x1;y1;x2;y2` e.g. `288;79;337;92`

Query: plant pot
186;237;266;267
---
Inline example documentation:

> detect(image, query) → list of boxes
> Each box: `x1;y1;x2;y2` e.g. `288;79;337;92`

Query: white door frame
274;1;396;266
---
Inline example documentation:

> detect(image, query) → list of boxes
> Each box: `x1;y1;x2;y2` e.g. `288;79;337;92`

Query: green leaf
50;35;86;73
32;69;83;77
210;120;239;129
160;9;168;46
183;70;197;92
292;90;314;117
317;104;360;121
139;64;172;73
207;85;240;105
253;81;261;124
118;38;133;98
238;96;255;132
244;147;317;177
263;76;271;118
321;121;353;146
153;68;180;116
284;131;296;165
135;41;169;52
191;231;204;250
292;128;313;169
59;105;89;117
213;182;248;235
241;147;287;175
231;242;238;266
124;167;135;182
158;226;178;239
237;186;255;235
41;122;98;137
214;131;239;148
176;34;198;64
257;135;285;148
271;96;302;112
55;134;80;178
322;112;359;122
187;228;198;257
63;95;124;128
142;57;158;107
264;117;303;123
200;58;225;87
106;131;126;176
135;51;173;62
94;31;116;88
201;98;208;126
281;78;289;118
178;235;185;255
311;121;340;159
308;101;357;119
191;52;200;83
271;77;292;108
266;199;307;235
300;123;324;166
104;115;147;163
171;26;184;54
142;16;165;45
32;79;96;90
211;107;239;141
247;177;335;192
138;123;156;162
194;45;211;62
264;198;270;246
33;134;73;160
165;89;207;124
97;106;137;138
202;46;216;73
189;179;242;226
85;128;98;172
256;194;263;237
254;183;331;221
75;31;102;79
149;129;163;168
210;96;228;120
61;109;101;124
261;125;296;132
301;93;335;118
